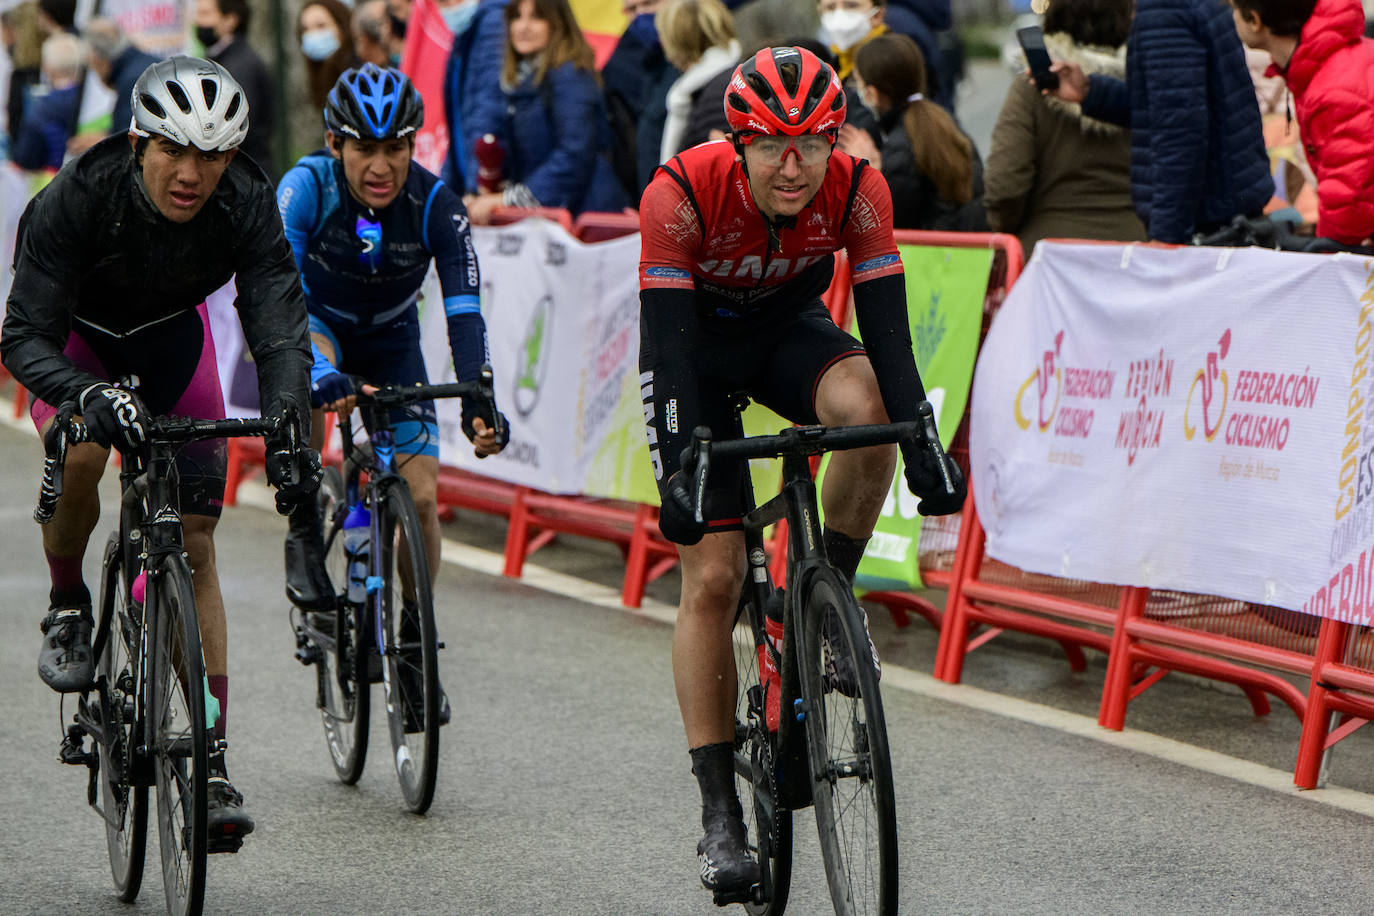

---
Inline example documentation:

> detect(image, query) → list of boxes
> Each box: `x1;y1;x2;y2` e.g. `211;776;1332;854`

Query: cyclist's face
132;135;236;223
740;133;833;220
332;134;413;209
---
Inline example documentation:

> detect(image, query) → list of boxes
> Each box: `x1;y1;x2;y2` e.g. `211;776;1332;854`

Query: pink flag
400;0;454;175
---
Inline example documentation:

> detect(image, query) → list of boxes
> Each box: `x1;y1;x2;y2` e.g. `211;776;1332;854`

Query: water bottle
475;133;505;193
342;503;371;605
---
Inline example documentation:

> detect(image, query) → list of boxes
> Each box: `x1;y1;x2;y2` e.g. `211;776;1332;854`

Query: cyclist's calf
38;440;108;556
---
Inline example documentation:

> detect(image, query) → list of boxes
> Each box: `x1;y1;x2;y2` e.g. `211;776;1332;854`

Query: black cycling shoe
697;815;760;905
396;657;450;732
38;605;95;693
284;503;335;612
206;776;254;853
823;607;881;698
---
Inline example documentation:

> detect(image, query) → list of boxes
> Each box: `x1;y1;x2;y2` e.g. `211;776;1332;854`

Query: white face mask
821;7;876;52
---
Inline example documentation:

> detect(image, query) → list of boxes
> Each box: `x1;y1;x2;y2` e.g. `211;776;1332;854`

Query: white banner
418;217;648;496
971;242;1374;619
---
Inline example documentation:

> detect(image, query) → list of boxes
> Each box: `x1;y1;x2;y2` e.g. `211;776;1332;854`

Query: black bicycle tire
797;567;898;916
378;478;440;814
732;593;794;916
314;466;369;784
96;532;147;902
149;555;208;916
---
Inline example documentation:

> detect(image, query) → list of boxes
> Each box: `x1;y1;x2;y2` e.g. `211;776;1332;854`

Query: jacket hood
1287;0;1365;93
1043;34;1127;134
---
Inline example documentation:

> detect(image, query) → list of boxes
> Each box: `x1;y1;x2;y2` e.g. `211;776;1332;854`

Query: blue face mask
441;0;480;35
302;28;341;62
626;12;658;47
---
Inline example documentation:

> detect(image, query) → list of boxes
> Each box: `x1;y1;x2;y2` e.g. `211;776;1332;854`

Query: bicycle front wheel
95;533;147;902
732;592;793;915
797;567;897;916
377;478;440;814
313;466;369;784
148;556;208;916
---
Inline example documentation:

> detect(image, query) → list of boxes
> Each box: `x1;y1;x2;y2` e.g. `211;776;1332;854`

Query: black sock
49;583;92;609
822;527;870;585
689;742;742;827
208;751;228;780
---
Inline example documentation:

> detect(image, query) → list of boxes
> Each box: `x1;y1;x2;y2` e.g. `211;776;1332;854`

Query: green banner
851;244;991;590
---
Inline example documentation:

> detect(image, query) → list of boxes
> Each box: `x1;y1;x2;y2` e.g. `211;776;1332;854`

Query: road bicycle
39;399;300;916
293;369;503;815
682;399;957;916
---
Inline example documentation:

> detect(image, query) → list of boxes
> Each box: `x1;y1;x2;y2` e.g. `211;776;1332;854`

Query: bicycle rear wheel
148;556;208;916
797;567;897;916
377;478;440;814
95;533;147;902
312;466;369;784
732;592;793;915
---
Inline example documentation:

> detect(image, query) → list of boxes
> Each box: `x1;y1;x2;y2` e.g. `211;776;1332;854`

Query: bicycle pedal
207;833;245;855
295;643;322;666
711;885;757;908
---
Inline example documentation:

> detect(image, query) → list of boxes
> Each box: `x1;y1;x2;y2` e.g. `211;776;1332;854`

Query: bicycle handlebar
1192;214;1374;256
680;401;949;525
34;409;287;526
347;364;506;447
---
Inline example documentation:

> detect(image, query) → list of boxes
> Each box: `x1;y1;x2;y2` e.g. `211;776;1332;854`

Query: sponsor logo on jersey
645;266;691;279
854;253;900;272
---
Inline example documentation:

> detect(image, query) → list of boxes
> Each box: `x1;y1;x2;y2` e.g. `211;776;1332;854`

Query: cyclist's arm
0;177;106;406
233;182;313;425
425;178;489;382
275;162;320;272
638;173;704;490
843;168;926;425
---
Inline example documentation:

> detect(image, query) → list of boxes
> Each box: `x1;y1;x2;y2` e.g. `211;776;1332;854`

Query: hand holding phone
1017;25;1060;92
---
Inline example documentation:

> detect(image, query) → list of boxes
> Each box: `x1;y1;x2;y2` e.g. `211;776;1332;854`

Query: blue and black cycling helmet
323;64;424;140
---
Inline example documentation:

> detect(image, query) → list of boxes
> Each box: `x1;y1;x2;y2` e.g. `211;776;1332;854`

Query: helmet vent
165;80;192;114
726;92;750;113
777;60;800;95
745;71;774;102
224;92;242;122
805;71;830;106
139;93;166;120
830;91;845;111
201;78;218;108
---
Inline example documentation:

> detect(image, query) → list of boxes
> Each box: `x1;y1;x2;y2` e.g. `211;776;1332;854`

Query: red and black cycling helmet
723;46;846;137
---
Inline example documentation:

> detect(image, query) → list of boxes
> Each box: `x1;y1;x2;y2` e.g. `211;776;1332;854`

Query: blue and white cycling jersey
276;151;487;384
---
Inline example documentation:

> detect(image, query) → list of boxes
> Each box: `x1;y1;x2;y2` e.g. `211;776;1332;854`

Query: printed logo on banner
546;241;566;266
912;292;946;365
1014;329;1062;432
1013;330;1109;463
514;295;552;418
1117;349;1174;466
497;233;524;256
1184;329;1230;443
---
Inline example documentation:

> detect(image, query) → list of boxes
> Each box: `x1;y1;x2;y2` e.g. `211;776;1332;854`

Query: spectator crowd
1;0;1372;242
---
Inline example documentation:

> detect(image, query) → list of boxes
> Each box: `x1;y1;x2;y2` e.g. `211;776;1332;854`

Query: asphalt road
5;407;1374;915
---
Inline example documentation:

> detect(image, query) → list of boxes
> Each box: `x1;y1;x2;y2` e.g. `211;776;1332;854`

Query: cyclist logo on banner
513;294;552;418
1185;329;1231;442
1014;329;1064;432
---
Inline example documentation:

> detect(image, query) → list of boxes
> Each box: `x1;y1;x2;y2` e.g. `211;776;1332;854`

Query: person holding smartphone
984;0;1146;253
1036;0;1273;243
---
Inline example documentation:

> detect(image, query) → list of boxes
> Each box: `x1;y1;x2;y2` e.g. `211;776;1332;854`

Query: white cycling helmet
130;56;249;152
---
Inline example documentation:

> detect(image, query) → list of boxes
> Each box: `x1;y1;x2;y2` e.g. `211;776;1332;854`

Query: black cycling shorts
30;304;228;518
692;301;865;527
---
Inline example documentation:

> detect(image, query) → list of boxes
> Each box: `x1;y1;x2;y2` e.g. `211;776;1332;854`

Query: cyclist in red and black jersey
638;46;964;903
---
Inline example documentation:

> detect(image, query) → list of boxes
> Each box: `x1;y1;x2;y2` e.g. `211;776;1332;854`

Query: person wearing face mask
386;0;411;62
818;0;887;83
352;0;394;66
194;0;277;180
837;32;986;230
298;0;357;112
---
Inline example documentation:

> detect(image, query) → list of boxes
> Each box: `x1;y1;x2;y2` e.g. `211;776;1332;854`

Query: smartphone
1016;25;1059;92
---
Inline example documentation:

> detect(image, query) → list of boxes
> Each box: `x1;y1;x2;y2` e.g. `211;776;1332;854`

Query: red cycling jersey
638;140;904;318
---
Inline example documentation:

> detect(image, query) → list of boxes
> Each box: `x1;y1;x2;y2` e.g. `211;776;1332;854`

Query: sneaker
284;503;335;612
206;776;254;853
823;607;881;698
38;605;95;693
697;814;760;904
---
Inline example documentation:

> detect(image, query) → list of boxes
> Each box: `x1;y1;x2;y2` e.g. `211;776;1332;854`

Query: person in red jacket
1230;0;1374;245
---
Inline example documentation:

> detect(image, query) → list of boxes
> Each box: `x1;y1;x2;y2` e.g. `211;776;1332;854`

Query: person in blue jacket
276;65;509;717
463;0;627;221
440;0;508;190
1044;0;1273;243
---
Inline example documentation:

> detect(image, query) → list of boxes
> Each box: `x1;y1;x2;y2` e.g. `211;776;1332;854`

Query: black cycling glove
461;400;511;451
79;383;148;453
657;471;707;546
903;446;966;517
265;408;322;514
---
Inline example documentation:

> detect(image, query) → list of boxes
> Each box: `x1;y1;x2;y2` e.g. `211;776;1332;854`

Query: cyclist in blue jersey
276;65;508;708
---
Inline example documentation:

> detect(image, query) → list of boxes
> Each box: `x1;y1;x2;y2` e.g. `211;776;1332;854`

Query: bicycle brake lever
478;364;506;444
917;402;956;494
690;426;711;524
